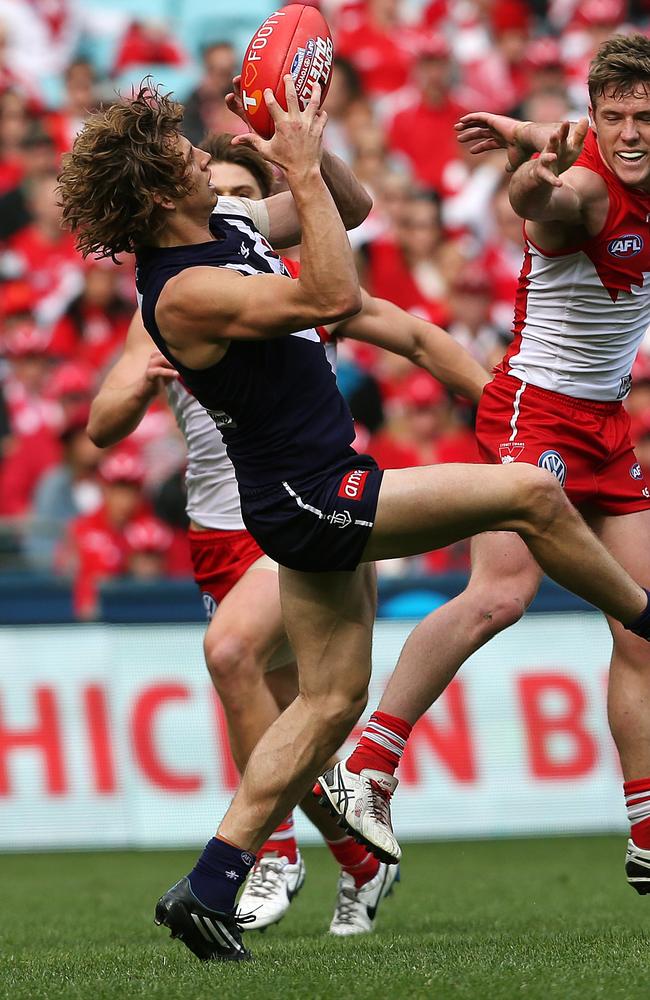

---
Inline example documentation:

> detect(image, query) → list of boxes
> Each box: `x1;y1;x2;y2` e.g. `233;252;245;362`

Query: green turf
0;837;648;1000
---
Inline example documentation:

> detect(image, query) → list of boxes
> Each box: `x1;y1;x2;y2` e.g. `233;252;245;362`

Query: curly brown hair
58;83;193;261
589;33;650;107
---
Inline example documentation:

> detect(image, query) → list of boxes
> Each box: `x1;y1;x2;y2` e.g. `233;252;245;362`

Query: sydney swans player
319;33;650;891
59;76;650;963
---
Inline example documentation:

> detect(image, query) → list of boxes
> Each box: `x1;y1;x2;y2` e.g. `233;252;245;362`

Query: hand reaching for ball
231;74;327;179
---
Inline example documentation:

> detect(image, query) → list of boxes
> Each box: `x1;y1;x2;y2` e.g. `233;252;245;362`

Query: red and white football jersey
503;129;650;402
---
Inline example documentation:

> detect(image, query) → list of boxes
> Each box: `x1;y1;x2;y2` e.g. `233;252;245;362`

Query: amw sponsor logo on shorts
538;449;567;486
338;469;369;500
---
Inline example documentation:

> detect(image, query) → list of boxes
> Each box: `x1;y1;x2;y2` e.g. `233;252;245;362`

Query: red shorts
476;372;650;515
188;527;266;613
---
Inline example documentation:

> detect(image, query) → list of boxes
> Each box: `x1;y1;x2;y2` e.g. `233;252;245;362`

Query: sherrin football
241;3;334;139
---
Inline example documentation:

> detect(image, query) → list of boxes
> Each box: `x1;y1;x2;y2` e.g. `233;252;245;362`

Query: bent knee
204;631;263;691
309;688;368;742
472;590;527;636
512;465;569;532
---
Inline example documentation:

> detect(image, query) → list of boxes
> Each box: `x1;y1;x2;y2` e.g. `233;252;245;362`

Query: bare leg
363;464;647;623
218;564;376;851
590;509;650;779
266;664;347;840
378;531;542;723
203;567;286;771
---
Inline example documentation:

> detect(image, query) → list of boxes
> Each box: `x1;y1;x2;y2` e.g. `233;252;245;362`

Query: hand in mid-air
455;111;589;175
138;350;178;401
230;75;326;177
530;119;590;188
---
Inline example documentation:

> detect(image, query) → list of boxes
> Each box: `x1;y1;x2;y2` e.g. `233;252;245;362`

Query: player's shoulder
212;196;258;221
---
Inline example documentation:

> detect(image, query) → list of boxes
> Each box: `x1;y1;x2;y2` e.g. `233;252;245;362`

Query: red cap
415;31;451;60
125;516;173;554
453;270;493;296
526;37;563;70
490;0;530;34
60;402;91;441
0;280;34;317
576;0;626;25
46;361;94;400
99;450;145;485
398;371;446;408
2;322;52;357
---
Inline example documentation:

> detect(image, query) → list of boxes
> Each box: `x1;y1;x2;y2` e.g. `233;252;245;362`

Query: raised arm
337;291;491;404
227;74;372;246
87;310;177;447
456;111;589;173
158;78;361;358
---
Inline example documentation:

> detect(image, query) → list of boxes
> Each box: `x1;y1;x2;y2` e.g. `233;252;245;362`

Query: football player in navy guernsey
59;76;650;963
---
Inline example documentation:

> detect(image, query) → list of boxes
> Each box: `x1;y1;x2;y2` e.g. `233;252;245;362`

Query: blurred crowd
3;0;650;616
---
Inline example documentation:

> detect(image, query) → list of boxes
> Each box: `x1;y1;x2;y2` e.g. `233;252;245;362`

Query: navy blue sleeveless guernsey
135;198;356;489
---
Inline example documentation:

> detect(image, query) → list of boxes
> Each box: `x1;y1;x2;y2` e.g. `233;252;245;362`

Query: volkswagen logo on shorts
538;449;567;486
202;592;217;621
630;462;643;480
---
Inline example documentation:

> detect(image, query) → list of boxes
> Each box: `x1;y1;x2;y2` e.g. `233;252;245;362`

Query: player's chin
613;153;649;182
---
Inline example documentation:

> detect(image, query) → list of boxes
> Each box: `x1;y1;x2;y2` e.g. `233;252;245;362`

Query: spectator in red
0;321;61;515
387;34;467;194
60;449;150;618
456;0;531;113
182;42;243;145
0;88;33;193
563;0;628;108
335;0;418;96
45;58;97;156
446;270;505;371
7;168;83;325
124;515;174;579
24;403;102;570
362;191;451;326
44;359;95;423
113;20;188;73
0;120;58;241
523;36;568;105
49;257;133;369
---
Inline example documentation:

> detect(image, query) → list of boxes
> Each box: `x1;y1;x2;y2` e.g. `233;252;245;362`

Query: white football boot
315;761;401;864
625;839;650;893
237;852;306;930
329;862;400;936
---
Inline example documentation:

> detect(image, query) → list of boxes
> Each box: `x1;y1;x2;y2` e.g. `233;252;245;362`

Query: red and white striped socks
258;814;298;863
326;835;380;888
625;778;650;848
346;710;413;776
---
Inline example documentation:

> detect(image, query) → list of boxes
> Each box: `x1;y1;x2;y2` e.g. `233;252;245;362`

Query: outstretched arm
337;291;491;404
87;310;178;447
456;112;589;173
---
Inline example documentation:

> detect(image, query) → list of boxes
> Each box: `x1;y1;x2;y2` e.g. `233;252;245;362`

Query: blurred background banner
0;615;624;851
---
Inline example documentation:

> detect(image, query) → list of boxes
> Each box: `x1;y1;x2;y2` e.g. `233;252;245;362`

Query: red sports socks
258;813;298;863
346;710;413;776
625;777;650;848
326;835;380;888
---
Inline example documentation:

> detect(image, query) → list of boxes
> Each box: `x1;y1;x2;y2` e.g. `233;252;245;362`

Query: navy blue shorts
239;453;383;572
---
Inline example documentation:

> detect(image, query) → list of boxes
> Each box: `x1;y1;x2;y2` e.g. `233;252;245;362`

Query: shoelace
242;858;286;900
367;778;393;828
333;883;361;925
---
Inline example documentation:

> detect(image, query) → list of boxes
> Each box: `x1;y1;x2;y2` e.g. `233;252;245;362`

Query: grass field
1;836;648;1000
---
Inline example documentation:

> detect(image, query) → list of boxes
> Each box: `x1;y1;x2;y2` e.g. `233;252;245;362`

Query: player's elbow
344;190;373;230
327;288;363;323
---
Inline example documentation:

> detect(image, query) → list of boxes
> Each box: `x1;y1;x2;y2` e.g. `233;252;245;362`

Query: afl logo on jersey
608;234;644;258
630;462;643;480
538;449;567;486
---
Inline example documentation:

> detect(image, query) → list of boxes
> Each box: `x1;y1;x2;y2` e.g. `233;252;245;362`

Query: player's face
592;85;650;191
178;136;218;210
208;161;264;201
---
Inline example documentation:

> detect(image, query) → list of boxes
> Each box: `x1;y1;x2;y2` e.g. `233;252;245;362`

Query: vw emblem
538;449;567;486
